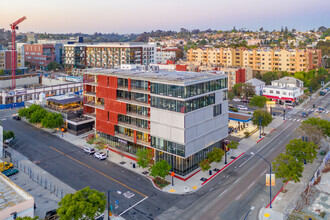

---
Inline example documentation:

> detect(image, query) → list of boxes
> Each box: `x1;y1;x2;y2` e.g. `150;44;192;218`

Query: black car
45;209;57;219
13;116;21;120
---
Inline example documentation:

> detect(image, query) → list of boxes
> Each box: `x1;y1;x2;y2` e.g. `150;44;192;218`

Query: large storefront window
155;140;222;176
150;78;227;99
151;93;215;113
151;136;185;157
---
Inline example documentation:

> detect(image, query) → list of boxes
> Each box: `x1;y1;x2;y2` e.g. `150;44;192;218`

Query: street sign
266;101;276;108
266;174;275;186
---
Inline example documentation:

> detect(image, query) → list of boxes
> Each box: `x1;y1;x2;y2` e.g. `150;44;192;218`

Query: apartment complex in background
64;42;156;71
83;67;228;176
24;44;56;70
187;47;322;75
0;46;26;74
156;46;179;63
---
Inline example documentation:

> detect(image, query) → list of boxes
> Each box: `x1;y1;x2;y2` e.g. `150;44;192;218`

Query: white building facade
155;47;178;63
262;86;303;105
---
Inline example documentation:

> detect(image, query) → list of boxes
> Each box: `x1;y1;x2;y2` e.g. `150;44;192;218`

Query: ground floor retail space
98;131;225;176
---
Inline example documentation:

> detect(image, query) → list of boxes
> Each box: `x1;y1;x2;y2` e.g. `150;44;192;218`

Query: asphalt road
1;92;328;220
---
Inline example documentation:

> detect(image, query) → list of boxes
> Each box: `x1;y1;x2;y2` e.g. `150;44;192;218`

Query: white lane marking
293;118;296;121
119;196;149;216
236;193;243;200
225;175;229;179
297;119;300;122
234;177;241;184
218;181;222;185
217;189;228;198
239;158;250;168
209;187;214;192
260;170;267;177
248;181;256;189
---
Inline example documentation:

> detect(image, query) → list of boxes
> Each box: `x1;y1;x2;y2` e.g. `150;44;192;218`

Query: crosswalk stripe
297;119;300;122
293;118;296;121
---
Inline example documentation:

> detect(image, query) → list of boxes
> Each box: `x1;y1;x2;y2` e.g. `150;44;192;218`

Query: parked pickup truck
2;168;19;177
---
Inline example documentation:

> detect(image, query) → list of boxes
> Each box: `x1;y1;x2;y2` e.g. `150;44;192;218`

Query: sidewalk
296;81;330;110
258;140;329;220
38;115;287;195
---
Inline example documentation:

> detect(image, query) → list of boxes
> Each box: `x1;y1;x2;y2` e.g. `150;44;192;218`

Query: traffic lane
3;119;182;218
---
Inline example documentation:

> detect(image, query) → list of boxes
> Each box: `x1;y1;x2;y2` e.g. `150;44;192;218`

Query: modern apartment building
24;44;56;70
187;48;322;75
0;49;26;74
83;67;228;176
64;42;156;71
156;46;179;63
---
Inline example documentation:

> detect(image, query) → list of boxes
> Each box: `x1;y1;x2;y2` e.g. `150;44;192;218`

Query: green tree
207;148;224;163
57;187;106;220
149;160;172;181
0;69;4;76
302;117;330;137
136;148;152;168
175;49;184;61
251;109;273;133
249;95;269;108
297;123;325;145
41;112;63;129
272;153;304;183
3;130;15;140
18;104;43;119
47;61;61;71
227;141;239;151
199;159;211;172
29;108;48;124
228;90;235;101
285;139;317;164
232;83;255;98
261;72;279;85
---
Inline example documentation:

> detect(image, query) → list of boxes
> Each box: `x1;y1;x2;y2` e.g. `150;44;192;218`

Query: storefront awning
228;112;251;123
263;95;294;101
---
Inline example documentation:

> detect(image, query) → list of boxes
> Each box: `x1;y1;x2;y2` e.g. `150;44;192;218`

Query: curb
257;137;264;143
173;169;202;181
201;153;245;186
270;129;276;133
266;181;289;208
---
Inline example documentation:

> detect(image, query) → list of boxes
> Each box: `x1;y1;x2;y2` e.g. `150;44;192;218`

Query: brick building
24;44;56;70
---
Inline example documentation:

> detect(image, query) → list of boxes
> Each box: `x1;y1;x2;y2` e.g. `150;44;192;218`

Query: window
283;92;287;95
270;90;273;94
213;104;222;117
276;91;280;94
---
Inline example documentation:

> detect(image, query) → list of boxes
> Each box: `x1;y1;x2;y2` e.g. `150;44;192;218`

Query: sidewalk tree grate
213;168;220;172
142;171;149;175
200;177;207;181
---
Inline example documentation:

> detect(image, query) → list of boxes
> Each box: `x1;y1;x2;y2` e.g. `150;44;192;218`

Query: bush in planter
244;131;250;138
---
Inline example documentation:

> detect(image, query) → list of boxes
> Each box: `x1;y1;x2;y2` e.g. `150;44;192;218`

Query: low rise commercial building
271;76;304;88
262;86;303;105
83;67;228;176
246;78;266;96
0;173;34;219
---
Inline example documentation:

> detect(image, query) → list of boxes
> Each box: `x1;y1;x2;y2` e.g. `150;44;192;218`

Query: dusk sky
1;0;329;34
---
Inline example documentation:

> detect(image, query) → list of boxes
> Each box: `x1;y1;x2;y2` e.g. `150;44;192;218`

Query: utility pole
258;116;262;138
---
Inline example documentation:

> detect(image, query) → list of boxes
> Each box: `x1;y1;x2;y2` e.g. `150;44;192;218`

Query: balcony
85;112;96;118
116;98;150;108
117;121;150;134
114;132;151;147
84;102;104;110
125;112;150;120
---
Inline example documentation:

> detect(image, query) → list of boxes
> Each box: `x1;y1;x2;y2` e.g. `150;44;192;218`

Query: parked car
12;115;21;120
317;107;324;113
237;105;248;111
84;147;95;154
301;112;308;118
4;137;14;144
242;99;250;103
2;168;19;177
45;209;57;219
94;152;107;160
229;106;238;112
232;98;241;102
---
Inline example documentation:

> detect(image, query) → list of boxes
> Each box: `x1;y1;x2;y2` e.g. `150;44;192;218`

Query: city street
1;92;328;220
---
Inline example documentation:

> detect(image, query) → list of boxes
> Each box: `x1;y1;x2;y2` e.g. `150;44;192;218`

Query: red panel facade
134;130;137;143
105;99;126;114
128;78;131;91
96;87;117;100
96;109;108;121
96;120;115;136
109;112;118;124
108;76;118;88
98;75;108;87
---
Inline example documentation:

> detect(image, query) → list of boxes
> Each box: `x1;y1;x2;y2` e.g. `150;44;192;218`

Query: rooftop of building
246;78;266;86
64;42;156;48
84;67;226;85
0;173;33;211
263;85;300;90
46;93;82;105
272;77;303;84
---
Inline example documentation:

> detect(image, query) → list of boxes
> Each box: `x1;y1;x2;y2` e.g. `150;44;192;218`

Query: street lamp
251;152;272;208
